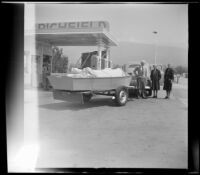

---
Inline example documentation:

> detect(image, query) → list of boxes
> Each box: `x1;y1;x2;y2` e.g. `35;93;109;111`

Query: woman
150;65;161;98
163;64;174;99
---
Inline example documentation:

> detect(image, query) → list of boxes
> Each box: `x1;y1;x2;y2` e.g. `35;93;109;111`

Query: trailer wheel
115;86;128;106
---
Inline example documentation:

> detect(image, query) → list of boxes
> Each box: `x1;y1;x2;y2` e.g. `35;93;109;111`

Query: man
46;63;51;89
150;65;161;98
134;60;148;98
42;65;48;90
163;64;174;99
43;64;51;90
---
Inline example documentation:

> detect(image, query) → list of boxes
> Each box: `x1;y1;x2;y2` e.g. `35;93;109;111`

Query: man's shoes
165;96;168;99
153;96;156;98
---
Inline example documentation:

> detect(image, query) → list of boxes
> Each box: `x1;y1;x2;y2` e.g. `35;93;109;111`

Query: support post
97;40;104;70
105;46;110;68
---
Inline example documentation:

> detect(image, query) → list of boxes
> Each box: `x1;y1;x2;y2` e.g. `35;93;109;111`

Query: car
127;62;141;76
126;62;152;97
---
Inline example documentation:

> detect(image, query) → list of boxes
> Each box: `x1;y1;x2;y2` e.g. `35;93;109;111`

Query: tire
115;86;128;106
146;80;152;96
146;89;152;96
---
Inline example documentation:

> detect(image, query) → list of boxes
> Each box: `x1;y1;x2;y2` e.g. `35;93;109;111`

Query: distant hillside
110;42;188;67
62;41;188;67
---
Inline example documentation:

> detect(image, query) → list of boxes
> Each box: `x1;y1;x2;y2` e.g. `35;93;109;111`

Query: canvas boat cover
52;67;127;78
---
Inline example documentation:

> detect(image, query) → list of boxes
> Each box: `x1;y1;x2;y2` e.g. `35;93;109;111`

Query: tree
174;65;188;75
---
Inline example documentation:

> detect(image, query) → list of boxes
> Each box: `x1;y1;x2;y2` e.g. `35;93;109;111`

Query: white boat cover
66;67;126;78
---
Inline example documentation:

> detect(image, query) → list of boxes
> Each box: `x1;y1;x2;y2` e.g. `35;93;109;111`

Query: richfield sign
36;21;109;33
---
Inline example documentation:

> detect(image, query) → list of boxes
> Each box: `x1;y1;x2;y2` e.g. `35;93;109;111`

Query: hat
141;60;146;64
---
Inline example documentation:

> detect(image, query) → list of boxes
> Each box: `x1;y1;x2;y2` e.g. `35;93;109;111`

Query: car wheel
146;89;152;96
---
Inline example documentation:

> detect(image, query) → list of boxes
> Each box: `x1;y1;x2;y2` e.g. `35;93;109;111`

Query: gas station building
24;21;118;87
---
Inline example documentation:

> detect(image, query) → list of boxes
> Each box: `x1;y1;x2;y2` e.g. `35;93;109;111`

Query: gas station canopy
28;21;118;47
36;31;118;46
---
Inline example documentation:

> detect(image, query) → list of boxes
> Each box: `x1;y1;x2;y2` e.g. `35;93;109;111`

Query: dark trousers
43;75;49;90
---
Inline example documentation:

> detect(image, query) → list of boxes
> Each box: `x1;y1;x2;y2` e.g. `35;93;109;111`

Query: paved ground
173;77;188;108
24;78;188;169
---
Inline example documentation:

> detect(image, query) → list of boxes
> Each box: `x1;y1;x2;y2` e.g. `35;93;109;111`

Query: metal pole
155;40;157;65
153;31;157;65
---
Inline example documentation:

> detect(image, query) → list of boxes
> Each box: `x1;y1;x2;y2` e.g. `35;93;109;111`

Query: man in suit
150;65;161;98
163;64;174;99
134;60;148;98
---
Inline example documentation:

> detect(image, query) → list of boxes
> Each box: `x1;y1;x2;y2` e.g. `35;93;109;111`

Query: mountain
110;42;188;67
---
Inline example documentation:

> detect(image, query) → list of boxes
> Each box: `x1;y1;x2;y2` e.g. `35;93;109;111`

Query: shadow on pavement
39;98;120;111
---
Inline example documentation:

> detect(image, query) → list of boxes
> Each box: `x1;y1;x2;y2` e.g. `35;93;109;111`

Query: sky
25;3;188;65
